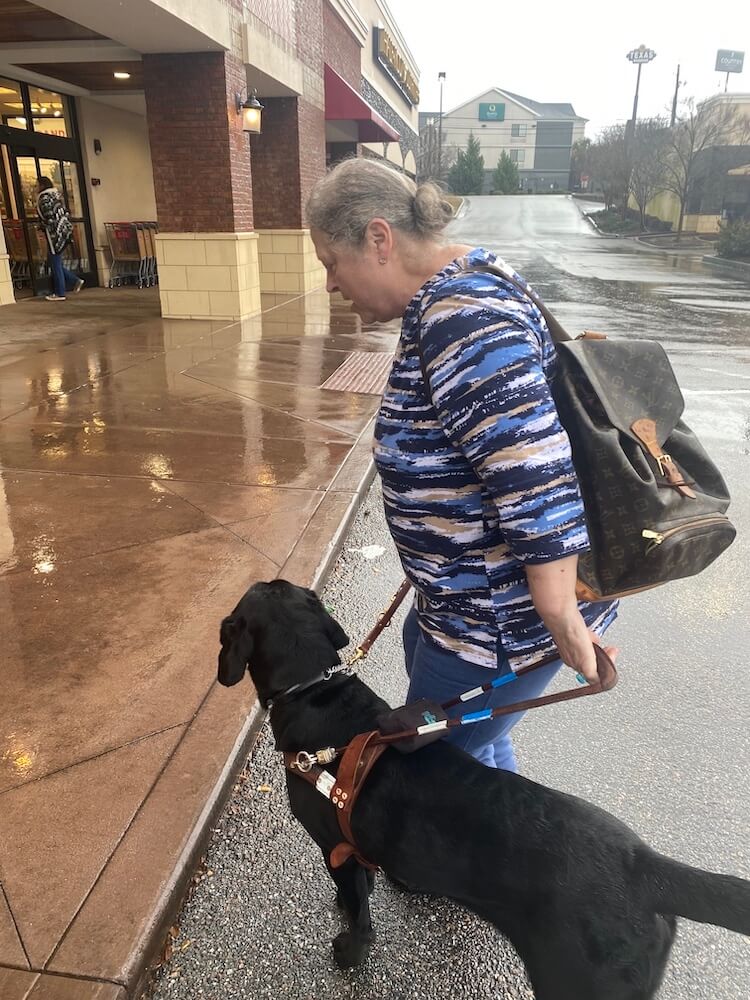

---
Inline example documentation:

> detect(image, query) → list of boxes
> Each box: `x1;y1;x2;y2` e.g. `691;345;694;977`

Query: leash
283;582;618;871
289;580;617;768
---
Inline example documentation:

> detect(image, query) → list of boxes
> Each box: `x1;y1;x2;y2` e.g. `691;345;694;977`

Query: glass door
5;152;46;295
4;152;95;296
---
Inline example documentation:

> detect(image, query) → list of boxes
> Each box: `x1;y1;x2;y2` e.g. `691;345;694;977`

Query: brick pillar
248;0;328;296
143;50;260;319
249;96;327;294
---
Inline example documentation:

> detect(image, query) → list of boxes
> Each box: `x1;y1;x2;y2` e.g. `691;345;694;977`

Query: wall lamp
236;89;264;134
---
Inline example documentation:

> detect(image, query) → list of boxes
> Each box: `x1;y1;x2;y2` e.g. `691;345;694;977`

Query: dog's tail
641;850;750;935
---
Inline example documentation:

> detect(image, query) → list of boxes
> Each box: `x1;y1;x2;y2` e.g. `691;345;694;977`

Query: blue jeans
48;253;79;298
403;606;561;772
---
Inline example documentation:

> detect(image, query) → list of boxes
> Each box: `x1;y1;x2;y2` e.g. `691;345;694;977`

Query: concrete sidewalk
0;285;399;999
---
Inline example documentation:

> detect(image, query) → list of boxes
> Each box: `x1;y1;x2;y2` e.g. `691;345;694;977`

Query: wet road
148;195;749;1000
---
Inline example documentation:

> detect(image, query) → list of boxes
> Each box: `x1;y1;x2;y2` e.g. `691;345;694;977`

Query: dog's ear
217;615;253;687
320;606;350;651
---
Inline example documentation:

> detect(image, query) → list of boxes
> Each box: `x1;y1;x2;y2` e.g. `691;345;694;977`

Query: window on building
28;86;69;137
510;149;526;164
0;77;27;130
511;124;528;138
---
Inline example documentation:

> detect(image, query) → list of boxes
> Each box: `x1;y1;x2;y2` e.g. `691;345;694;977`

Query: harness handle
371;645;617;750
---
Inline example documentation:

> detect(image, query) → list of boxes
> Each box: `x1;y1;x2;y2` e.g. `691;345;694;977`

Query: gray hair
306;157;453;246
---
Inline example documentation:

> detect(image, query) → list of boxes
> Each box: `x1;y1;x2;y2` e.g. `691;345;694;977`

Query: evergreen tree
492;152;520;194
447;132;485;194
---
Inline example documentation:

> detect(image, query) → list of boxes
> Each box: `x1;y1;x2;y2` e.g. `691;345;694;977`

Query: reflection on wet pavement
0;286;398;791
451;195;750;347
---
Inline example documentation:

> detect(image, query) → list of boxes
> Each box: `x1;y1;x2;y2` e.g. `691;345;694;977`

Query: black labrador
218;579;750;1000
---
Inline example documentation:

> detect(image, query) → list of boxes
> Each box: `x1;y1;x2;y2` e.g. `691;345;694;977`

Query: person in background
36;176;83;302
307;157;618;773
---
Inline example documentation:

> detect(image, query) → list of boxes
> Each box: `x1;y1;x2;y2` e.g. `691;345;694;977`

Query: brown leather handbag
459;266;736;601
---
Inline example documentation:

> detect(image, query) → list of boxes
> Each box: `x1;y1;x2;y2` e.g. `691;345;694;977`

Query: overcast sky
385;0;750;138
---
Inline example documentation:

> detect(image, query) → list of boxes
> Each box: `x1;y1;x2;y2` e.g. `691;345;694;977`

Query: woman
307;158;618;772
36;176;83;302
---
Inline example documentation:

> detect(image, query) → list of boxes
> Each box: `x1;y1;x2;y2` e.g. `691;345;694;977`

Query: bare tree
418;122;457;184
589;125;629;211
570;137;593;190
660;97;750;242
629;117;669;230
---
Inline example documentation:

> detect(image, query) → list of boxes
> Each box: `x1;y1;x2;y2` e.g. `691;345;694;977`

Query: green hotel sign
479;102;505;121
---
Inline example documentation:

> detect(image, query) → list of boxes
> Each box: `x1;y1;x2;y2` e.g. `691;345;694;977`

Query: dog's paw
332;931;371;968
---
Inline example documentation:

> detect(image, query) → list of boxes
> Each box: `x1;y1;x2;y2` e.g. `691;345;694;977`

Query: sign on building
715;50;744;73
479;102;505;121
374;27;419;106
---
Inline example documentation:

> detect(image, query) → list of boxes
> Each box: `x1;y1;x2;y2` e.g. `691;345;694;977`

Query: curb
702;254;750;282
132;436;379;999
571;198;618;238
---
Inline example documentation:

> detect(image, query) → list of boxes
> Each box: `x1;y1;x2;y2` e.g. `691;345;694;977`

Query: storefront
0;0;421;317
1;75;96;296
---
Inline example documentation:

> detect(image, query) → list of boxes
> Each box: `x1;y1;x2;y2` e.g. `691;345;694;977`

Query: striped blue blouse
373;247;617;671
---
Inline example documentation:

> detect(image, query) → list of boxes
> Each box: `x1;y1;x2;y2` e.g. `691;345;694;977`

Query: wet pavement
147;196;749;1000
0;285;400;999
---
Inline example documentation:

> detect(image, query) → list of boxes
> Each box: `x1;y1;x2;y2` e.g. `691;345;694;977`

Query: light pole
626;44;656;146
437;71;446;181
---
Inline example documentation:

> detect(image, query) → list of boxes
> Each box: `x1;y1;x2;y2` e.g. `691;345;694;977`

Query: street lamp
626;44;656;145
437;71;446;181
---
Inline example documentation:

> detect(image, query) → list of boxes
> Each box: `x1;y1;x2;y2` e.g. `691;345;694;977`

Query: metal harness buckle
292;751;316;772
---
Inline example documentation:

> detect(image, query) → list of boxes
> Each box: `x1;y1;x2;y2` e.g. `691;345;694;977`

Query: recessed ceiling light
113;71;131;80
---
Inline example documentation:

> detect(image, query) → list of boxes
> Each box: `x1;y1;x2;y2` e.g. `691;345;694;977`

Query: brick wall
249;97;301;229
143;51;253;233
298;97;326;225
244;0;296;46
249;96;326;229
323;2;360;88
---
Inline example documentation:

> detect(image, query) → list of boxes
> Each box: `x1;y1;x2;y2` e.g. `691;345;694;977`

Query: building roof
443;86;587;122
499;89;585;121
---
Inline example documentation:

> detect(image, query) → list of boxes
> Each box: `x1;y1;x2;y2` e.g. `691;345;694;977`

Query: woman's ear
367;218;393;260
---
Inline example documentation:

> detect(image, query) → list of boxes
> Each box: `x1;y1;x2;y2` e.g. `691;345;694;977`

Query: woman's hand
524;556;619;683
546;612;619;684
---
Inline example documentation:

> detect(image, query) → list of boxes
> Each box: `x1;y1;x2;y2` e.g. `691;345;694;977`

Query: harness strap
284;730;387;871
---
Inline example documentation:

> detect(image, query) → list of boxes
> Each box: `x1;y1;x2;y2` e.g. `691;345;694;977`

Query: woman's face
311;227;398;324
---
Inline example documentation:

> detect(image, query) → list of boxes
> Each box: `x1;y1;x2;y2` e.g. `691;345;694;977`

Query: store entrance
1;77;96;297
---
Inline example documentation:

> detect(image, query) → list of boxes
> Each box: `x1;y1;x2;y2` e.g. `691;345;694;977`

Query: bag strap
466;263;573;343
415;260;572;392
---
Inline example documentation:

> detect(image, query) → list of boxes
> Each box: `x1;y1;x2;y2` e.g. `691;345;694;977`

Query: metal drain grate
320;351;393;395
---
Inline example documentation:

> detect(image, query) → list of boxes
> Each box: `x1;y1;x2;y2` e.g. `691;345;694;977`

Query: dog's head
217;579;350;706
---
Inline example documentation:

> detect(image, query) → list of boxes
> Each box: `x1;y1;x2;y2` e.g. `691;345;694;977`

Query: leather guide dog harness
284;732;387;871
282;584;618;872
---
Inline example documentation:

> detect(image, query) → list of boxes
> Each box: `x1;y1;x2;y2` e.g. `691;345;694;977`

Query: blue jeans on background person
402;606;562;772
48;252;79;298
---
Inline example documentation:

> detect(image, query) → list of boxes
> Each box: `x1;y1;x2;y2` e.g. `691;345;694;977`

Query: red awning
324;65;400;143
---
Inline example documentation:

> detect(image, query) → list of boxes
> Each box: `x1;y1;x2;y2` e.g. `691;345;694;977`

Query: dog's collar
267;663;354;708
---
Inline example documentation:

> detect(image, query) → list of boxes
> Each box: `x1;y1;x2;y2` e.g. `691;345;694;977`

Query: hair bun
413;183;455;235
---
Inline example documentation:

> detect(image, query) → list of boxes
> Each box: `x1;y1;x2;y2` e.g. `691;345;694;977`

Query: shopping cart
134;221;158;286
105;222;144;287
3;221;31;289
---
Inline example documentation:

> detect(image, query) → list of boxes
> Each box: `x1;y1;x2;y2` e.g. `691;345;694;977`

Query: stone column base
155;232;261;320
94;246;111;289
0;253;15;307
257;229;326;295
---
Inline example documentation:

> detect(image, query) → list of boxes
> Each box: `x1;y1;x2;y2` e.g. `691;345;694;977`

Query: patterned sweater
373;247;617;671
37;188;73;255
